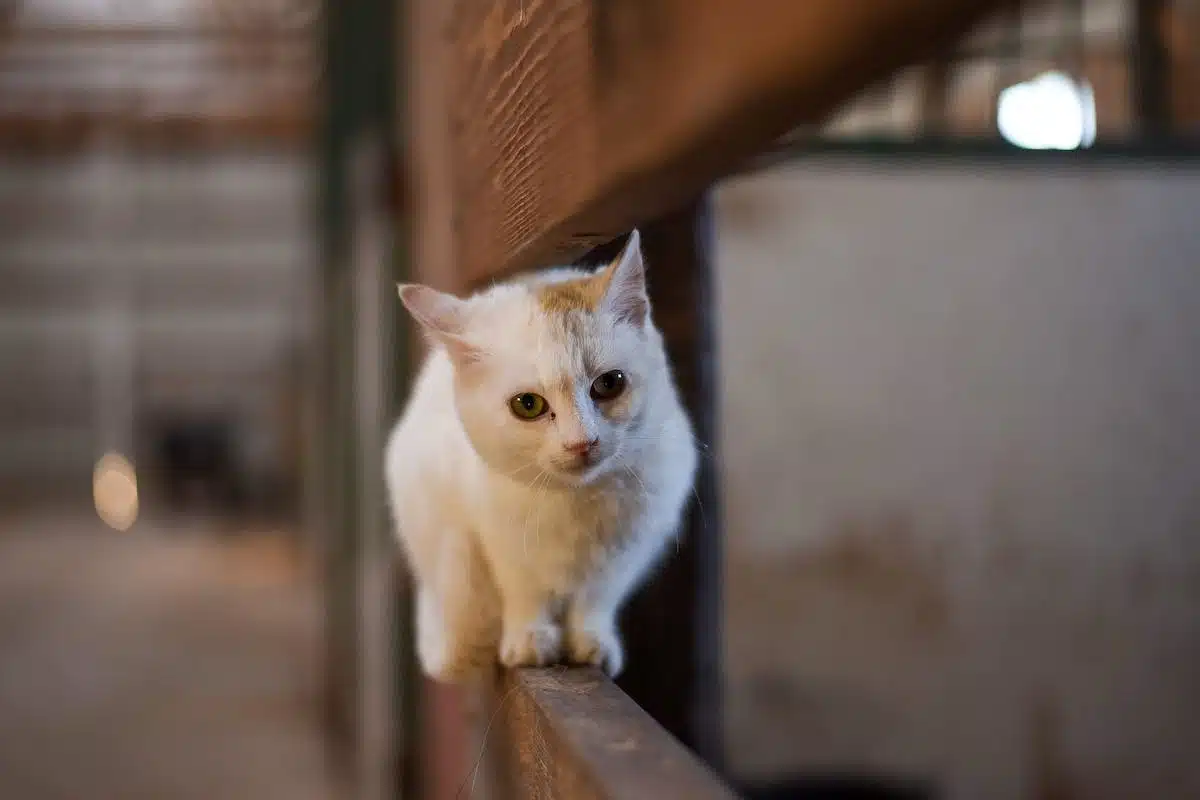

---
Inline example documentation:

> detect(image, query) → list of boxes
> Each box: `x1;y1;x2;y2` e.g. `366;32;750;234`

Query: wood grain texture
436;0;1005;283
482;667;737;800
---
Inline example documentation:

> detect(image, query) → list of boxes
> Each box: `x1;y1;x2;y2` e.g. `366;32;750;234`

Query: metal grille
0;0;319;148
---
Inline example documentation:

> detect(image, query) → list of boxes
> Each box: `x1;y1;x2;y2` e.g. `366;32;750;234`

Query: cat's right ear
397;284;481;364
598;228;649;326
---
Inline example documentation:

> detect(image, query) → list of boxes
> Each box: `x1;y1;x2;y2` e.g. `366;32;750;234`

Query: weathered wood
406;0;475;795
484;667;737;800
1134;0;1172;135
441;0;1004;283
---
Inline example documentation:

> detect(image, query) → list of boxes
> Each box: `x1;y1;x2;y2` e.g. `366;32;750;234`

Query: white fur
384;232;697;681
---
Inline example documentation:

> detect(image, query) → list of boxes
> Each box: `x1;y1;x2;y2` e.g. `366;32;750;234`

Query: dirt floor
0;510;344;800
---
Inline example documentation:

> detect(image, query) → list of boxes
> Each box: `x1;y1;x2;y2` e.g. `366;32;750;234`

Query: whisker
623;422;714;451
534;471;550;552
619;436;715;461
533;482;545;551
458;681;521;800
510;460;539;476
621;461;650;498
690;480;706;519
521;470;546;556
522;469;552;557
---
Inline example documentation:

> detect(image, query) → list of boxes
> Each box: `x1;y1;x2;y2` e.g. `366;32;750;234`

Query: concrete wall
716;159;1200;800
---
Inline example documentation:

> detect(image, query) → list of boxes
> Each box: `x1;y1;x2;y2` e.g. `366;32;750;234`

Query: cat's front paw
567;623;624;677
499;622;563;668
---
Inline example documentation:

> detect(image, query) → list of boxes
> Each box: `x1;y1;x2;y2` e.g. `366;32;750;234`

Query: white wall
716;159;1200;800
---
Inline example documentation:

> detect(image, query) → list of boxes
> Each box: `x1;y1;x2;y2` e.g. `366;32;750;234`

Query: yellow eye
590;370;627;401
509;392;549;419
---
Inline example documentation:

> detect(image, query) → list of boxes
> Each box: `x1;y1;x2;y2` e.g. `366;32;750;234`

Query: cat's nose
563;437;599;455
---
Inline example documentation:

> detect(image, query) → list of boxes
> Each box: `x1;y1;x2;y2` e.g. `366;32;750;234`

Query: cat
384;230;697;682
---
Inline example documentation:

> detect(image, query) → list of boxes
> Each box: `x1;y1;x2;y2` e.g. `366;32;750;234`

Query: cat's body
384;232;697;682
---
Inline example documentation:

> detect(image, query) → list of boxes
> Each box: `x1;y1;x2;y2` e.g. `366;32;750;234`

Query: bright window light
997;71;1097;151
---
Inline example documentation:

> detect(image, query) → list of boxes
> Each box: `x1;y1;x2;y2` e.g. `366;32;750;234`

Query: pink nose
563;438;598;455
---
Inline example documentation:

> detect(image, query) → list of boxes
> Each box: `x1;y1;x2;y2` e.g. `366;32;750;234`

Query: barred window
804;0;1197;149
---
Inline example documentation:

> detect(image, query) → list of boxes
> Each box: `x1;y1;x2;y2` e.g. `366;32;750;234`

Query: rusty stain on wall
718;162;1200;797
793;513;953;640
1029;695;1078;800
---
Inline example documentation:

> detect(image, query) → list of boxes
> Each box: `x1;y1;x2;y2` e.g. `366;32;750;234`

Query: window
809;0;1196;148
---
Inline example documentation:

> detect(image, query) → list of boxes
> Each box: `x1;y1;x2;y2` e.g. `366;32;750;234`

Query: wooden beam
405;0;475;795
1134;0;1172;136
439;0;1004;284
919;56;952;137
482;667;736;800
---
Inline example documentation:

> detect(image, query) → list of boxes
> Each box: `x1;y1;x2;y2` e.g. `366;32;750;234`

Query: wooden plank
389;2;425;797
1134;0;1172;135
574;201;723;767
317;0;357;762
483;667;737;800
440;0;1004;283
405;0;475;796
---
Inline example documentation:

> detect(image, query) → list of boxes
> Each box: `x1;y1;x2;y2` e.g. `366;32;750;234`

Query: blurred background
0;1;338;799
0;0;1196;799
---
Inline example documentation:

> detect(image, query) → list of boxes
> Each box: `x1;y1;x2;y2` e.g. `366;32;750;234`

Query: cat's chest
481;480;646;572
489;486;637;539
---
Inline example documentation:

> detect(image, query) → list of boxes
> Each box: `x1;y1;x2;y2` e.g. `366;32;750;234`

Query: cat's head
398;230;667;487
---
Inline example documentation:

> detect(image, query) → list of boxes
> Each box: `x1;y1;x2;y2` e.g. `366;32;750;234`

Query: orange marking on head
535;266;615;314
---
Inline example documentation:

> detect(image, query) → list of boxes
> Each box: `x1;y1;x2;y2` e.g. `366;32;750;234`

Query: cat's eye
590;370;626;401
509;392;549;420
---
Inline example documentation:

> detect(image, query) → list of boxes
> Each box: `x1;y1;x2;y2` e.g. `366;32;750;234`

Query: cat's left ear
599;228;648;326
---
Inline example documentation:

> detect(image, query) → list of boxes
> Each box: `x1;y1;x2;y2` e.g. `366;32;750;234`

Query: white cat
384;231;697;682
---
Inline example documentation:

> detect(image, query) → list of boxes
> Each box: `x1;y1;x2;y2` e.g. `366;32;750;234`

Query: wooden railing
418;0;1005;284
404;0;1006;797
480;668;736;800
